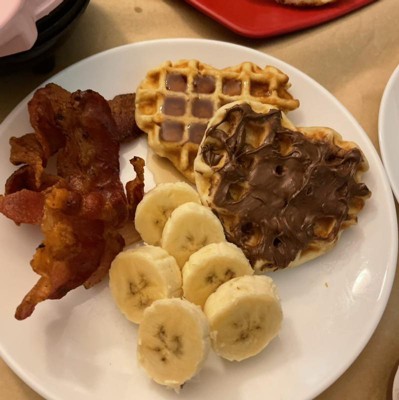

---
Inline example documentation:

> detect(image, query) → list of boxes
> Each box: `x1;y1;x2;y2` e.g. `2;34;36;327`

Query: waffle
135;60;299;182
194;100;371;271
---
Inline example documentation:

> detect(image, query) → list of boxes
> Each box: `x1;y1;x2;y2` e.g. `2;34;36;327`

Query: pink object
0;0;63;57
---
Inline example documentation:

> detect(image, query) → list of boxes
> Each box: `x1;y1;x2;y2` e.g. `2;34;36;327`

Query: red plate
185;0;377;38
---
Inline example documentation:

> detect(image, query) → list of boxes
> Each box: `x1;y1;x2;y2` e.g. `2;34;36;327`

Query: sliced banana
161;202;226;269
204;275;283;362
135;182;201;245
109;245;182;324
182;242;254;308
137;298;210;391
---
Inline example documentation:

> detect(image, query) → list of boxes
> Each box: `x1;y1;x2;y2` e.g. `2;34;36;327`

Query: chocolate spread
201;103;370;270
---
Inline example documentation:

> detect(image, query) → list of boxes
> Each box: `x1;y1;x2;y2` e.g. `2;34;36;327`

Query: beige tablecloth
0;0;398;399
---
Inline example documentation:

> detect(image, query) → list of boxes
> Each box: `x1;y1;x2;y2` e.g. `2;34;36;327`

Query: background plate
378;63;399;202
0;39;397;400
185;0;376;38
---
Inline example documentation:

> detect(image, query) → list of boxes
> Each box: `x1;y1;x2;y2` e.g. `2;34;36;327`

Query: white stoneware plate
379;63;399;202
0;39;397;400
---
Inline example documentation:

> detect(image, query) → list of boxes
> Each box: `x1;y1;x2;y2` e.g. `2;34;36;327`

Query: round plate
378;63;399;202
0;39;397;400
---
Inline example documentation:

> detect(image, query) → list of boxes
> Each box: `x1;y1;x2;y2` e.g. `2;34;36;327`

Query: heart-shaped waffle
135;60;299;182
194;101;371;271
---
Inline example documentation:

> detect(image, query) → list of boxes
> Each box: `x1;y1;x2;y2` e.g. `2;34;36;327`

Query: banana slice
204;275;283;362
137;298;210;391
109;245;182;324
161;202;226;269
182;242;254;307
135;182;201;245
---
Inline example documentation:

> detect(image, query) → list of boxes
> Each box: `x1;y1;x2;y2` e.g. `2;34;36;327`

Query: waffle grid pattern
135;60;300;181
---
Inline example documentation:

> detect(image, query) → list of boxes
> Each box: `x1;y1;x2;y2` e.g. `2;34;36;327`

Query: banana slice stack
182;241;254;307
134;182;201;246
108;181;283;391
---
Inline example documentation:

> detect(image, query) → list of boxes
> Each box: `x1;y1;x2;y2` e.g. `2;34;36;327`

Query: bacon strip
0;190;44;225
108;93;144;143
4;85;141;199
9;133;44;167
13;89;144;320
15;186;110;319
28;83;69;160
5;165;60;196
126;156;145;219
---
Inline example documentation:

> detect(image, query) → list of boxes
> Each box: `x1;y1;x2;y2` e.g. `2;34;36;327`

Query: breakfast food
275;0;337;5
182;241;253;308
109;246;182;324
135;59;300;182
161;201;226;268
137;298;210;391
194;100;371;271
134;181;200;245
110;179;284;386
108;93;144;142
204;275;282;362
0;84;145;319
0;52;374;395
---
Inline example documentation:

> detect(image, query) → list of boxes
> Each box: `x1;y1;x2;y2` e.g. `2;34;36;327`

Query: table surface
0;0;398;399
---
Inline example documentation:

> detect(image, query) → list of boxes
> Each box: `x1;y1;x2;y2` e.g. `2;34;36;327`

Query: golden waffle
194;100;371;271
135;60;300;182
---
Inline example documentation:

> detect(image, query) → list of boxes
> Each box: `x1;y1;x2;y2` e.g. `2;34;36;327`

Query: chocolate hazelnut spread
201;103;370;270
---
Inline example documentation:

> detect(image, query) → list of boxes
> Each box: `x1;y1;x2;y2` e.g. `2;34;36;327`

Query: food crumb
324;282;329;288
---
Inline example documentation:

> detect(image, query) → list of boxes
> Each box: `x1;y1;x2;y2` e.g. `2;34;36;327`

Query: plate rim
0;38;398;400
378;62;399;202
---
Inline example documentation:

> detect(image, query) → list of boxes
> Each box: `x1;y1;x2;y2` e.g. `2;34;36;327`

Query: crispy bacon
28;83;69;160
6;85;141;196
2;83;143;207
28;84;142;151
9;133;44;167
56;90;129;227
6;85;68;195
0;189;44;225
83;229;125;289
5;88;145;320
126;156;145;219
15;184;111;319
108;93;144;142
8;133;47;193
4;165;59;195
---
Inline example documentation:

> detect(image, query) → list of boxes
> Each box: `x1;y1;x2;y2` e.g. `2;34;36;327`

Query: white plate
0;39;397;400
379;63;399;202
